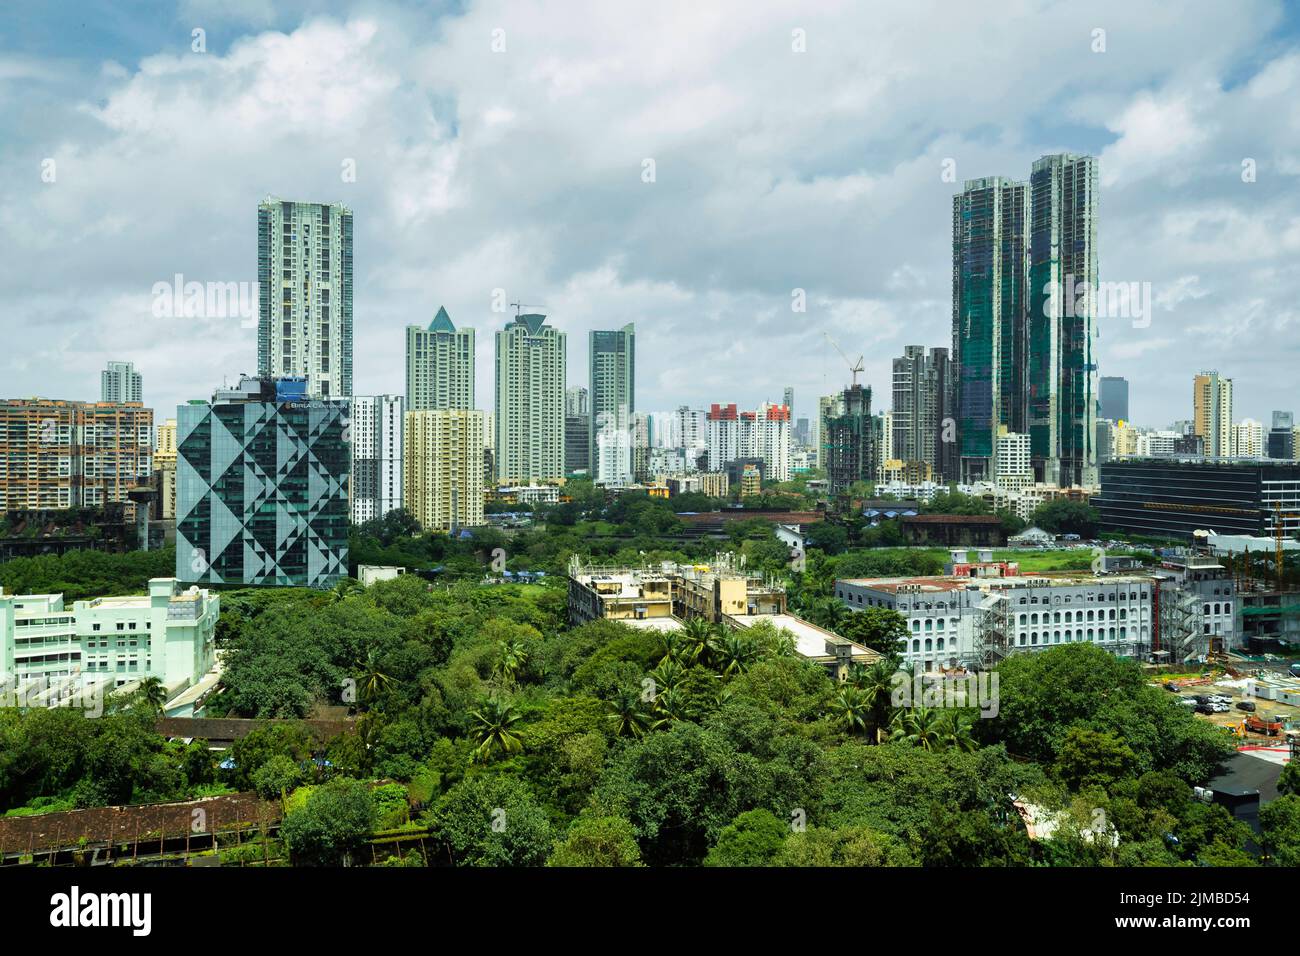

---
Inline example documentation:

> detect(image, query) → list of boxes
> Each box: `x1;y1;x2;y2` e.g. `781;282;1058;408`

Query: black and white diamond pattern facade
175;397;350;588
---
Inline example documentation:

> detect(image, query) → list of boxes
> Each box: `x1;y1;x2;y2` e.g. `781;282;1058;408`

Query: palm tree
647;659;686;696
890;706;942;751
829;687;870;737
138;676;167;715
934;709;979;752
330;577;365;603
681;618;717;667
811;596;846;632
650;685;690;729
858;658;900;743
493;636;529;687
470;696;524;763
714;634;759;677
659;631;690;666
606;687;651;738
356;649;393;706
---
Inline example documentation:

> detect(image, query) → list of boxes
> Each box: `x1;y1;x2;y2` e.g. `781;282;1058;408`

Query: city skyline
4;3;1300;428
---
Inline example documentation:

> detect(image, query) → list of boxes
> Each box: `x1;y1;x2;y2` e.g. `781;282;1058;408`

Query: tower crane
822;332;864;386
509;301;545;315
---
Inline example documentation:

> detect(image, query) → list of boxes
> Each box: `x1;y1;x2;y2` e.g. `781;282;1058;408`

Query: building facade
349;395;404;525
176;377;349;588
1027;153;1099;488
1095;458;1300;541
564;387;591;476
257;198;353;399
0;578;218;702
101;361;143;404
822;385;876;494
892;345;956;481
0;399;153;511
495;313;565;483
154;417;177;520
1100;376;1129;424
836;563;1155;671
1193;371;1233;458
590;324;635;485
406;306;474;412
404;409;485;533
953;176;1029;483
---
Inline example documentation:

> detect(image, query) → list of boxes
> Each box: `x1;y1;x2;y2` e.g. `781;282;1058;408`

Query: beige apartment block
404;409;486;532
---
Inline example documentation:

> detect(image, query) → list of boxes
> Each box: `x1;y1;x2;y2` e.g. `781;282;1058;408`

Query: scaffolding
1159;587;1210;664
974;591;1012;669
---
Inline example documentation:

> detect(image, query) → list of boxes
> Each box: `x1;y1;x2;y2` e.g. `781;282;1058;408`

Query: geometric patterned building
175;377;349;588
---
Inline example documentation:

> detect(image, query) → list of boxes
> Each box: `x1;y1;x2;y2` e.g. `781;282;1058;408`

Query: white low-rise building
0;578;218;707
836;560;1156;672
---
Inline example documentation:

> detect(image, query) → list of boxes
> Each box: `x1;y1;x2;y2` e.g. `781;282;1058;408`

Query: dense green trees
281;778;378;866
0;547;175;602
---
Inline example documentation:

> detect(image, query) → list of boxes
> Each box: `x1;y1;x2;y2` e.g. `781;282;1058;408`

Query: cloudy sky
2;0;1298;430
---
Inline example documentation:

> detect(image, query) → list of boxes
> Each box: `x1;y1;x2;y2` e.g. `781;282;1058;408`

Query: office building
1027;153;1099;488
257;198;353;399
0;399;153;511
406;306;475;412
495;313;565;483
1095;458;1300;541
1268;412;1295;461
350;395;404;525
589;324;635;485
0;578;218;701
176;376;349;588
564;387;591;476
1193;371;1233;458
404;409;485;533
101;361;143;404
953;176;1029;482
1099;376;1129;424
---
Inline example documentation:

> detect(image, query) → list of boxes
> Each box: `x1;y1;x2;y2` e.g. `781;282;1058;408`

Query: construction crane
822;332;864;386
509;301;545;316
1272;503;1300;588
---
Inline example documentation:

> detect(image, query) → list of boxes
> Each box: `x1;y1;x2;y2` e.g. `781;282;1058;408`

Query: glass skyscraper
176;376;349;588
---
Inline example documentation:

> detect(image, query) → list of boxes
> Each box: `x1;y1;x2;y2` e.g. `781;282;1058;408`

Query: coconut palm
137;676;168;714
650;685;690;729
714;634;759;677
858;658;901;743
659;631;690;666
680;618;718;667
330;577;366;603
493;636;529;687
356;649;393;705
647;658;687;695
812;596;846;631
606;686;652;738
934;709;979;752
829;686;870;737
470;696;524;762
890;706;943;751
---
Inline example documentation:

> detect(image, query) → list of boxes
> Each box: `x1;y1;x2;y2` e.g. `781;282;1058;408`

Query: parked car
1164;682;1181;692
1236;701;1257;712
1289;662;1300;678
